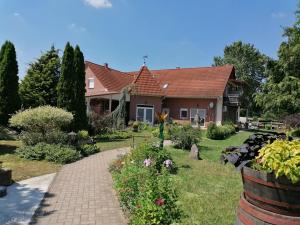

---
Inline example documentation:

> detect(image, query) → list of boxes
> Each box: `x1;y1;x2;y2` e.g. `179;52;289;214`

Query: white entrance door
136;105;154;124
190;108;206;127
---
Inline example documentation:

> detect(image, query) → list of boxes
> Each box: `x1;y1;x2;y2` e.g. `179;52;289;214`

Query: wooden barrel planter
236;194;300;225
241;166;300;217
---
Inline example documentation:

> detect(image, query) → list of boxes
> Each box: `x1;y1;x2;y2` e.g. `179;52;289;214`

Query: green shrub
90;113;113;134
113;161;180;224
77;130;89;140
17;143;81;164
206;122;235;140
79;144;100;156
9;106;73;132
290;129;300;137
129;144;177;173
169;125;199;149
132;121;139;132
20;130;68;146
255;140;300;183
151;127;170;140
96;130;131;140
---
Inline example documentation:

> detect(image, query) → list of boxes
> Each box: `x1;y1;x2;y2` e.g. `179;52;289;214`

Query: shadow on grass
0;144;17;155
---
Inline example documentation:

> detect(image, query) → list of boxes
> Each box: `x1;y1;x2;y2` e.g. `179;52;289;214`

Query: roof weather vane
143;55;148;66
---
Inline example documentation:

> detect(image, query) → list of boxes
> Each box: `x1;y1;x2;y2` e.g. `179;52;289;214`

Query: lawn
168;131;253;225
0;140;61;181
96;130;158;151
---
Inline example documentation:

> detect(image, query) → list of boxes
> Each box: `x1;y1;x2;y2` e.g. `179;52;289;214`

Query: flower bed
110;144;181;225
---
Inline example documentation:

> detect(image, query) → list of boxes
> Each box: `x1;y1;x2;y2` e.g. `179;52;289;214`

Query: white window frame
180;108;188;119
88;78;95;89
136;105;154;125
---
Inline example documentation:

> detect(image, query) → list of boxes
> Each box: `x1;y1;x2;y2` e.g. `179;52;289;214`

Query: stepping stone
0;186;7;197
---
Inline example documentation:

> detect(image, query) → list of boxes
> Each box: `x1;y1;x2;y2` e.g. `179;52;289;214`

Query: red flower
155;198;165;206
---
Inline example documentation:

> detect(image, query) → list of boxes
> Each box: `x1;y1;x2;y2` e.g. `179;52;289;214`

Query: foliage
152;127;169;140
9;106;73;132
132;121;139;132
290;129;300;137
79;144;100;156
57;42;75;111
254;140;300;183
0;41;20;125
213;41;267;115
89;112;113;134
206;122;236;140
20;130;68;146
73;45;88;130
112;144;181;224
111;89;127;130
96;130;132;140
169;124;199;149
220;133;289;170
17;143;81;164
283;113;300;129
255;9;300;117
0;126;16;140
77;130;89;140
128;144;177;174
19;46;60;108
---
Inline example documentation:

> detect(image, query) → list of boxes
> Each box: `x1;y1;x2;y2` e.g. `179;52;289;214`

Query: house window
88;78;94;89
136;105;154;124
180;108;188;119
190;108;206;127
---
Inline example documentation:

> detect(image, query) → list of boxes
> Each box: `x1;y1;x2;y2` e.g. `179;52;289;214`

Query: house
85;61;242;127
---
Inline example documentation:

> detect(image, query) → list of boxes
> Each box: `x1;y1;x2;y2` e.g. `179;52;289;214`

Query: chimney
104;63;109;69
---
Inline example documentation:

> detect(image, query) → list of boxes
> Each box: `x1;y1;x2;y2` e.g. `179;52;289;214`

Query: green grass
0;140;61;181
167;131;253;225
199;131;253;161
96;130;158;151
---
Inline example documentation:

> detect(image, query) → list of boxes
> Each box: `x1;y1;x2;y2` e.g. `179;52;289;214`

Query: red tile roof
85;61;133;93
131;66;164;96
85;61;235;98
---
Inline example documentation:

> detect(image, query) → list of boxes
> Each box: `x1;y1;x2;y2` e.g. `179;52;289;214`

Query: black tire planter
241;166;300;217
0;169;12;186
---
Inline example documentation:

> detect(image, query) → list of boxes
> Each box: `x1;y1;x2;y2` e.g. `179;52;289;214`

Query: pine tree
19;45;61;108
57;42;75;112
73;45;87;130
0;41;20;125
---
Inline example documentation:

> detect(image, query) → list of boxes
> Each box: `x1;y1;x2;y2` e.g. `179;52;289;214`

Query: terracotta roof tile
85;61;133;93
130;66;164;96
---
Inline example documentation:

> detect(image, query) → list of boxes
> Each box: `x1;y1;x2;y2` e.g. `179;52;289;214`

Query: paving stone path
30;148;130;225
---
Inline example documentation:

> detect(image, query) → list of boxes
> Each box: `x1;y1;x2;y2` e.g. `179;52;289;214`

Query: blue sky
0;0;298;78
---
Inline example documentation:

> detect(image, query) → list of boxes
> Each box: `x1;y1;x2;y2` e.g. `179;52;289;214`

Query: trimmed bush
79;144;100;156
207;122;235;140
9;106;73;132
77;130;89;140
17;143;81;164
169;124;199;149
96;130;132;141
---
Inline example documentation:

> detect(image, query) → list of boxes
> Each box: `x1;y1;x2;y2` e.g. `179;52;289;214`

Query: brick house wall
129;95;163;122
162;98;217;126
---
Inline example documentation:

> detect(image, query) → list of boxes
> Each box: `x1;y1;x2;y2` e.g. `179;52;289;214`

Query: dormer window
88;78;94;89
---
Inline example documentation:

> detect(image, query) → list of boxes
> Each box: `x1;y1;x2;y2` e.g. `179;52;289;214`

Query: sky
0;0;299;78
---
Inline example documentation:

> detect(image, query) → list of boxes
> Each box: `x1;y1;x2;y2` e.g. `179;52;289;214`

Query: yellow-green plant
256;140;300;183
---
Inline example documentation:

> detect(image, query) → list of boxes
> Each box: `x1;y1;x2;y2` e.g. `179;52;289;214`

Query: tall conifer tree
19;46;60;108
57;42;75;112
73;45;87;130
0;41;20;125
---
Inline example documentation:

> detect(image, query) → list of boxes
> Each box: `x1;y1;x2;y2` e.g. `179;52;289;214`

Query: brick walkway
30;148;130;225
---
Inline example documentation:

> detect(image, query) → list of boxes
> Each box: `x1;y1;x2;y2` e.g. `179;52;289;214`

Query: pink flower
143;158;152;167
155;197;165;206
163;159;173;168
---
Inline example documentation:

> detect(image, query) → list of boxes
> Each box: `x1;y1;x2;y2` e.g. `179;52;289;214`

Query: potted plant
242;140;300;216
0;161;12;186
221;133;300;217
